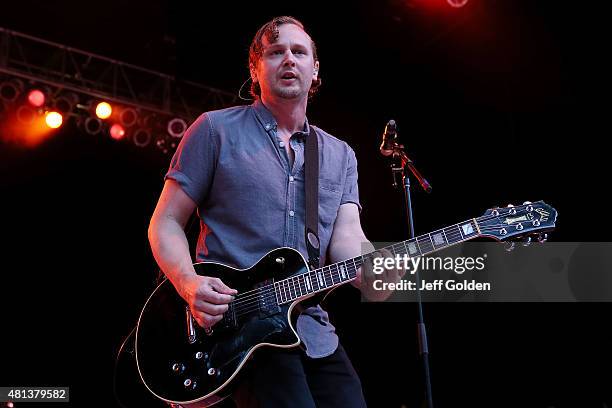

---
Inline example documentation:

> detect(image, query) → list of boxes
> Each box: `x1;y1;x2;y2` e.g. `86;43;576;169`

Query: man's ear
250;64;258;83
313;61;320;79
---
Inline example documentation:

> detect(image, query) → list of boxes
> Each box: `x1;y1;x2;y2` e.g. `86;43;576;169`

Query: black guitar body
136;247;314;407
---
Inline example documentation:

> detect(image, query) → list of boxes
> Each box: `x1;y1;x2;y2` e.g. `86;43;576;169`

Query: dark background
1;0;610;407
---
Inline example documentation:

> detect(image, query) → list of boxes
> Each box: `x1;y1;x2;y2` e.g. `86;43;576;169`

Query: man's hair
248;16;321;99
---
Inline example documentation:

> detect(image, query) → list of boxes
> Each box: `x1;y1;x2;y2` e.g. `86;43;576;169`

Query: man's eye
293;50;305;55
273;50;284;55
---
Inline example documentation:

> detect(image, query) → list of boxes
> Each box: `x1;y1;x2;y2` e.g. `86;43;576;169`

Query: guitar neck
273;218;482;304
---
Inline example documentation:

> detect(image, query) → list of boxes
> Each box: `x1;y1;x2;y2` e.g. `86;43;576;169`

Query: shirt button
279;141;285;148
289;176;294;182
289;210;295;217
265;124;271;130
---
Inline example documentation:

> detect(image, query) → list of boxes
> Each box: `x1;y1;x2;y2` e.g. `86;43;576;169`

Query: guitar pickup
258;291;280;317
221;302;237;330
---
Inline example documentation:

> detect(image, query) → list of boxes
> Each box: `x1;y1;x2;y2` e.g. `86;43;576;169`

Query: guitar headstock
476;201;557;243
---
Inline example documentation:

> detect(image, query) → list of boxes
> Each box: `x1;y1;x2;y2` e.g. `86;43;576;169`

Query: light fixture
95;101;112;119
119;107;138;127
110;123;126;140
167;118;187;138
45;111;63;128
27;89;46;107
133;128;151;147
84;117;103;135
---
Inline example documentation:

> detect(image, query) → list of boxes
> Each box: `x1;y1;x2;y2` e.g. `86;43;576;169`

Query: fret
287;279;294;300
459;220;477;240
446;225;462;244
273;282;280;305
339;263;347;280
283;281;290;301
305;273;312;292
441;228;450;245
417;235;434;255
330;264;338;283
394;242;407;257
456;224;465;240
444;226;459;244
431;230;447;249
317;269;325;288
311;270;320;291
328;266;337;285
408;239;421;257
279;282;286;303
324;266;333;287
293;276;302;297
427;233;435;250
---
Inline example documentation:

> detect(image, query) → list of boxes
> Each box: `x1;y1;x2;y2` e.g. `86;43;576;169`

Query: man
148;16;400;407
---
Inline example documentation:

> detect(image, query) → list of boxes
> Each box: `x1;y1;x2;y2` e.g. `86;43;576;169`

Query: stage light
110;123;126;140
95;101;112;119
27;89;46;107
133;128;151;147
119;107;138;127
0;79;24;103
447;0;468;7
45;111;63;128
167;118;187;138
53;92;79;114
84;117;103;135
16;105;37;125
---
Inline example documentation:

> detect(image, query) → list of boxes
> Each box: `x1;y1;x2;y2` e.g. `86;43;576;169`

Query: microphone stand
387;140;434;408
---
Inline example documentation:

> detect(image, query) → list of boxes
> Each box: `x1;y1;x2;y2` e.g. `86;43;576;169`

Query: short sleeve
340;146;362;212
164;113;217;205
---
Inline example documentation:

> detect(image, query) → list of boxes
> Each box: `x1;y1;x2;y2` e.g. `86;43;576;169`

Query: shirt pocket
319;180;342;229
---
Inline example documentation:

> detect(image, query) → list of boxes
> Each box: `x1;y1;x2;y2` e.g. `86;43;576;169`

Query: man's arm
327;203;402;301
148;179;236;328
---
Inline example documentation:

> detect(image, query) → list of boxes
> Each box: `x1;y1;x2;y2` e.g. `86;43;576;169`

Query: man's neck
260;95;308;135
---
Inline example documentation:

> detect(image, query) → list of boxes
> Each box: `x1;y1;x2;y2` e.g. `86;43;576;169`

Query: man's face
253;24;319;101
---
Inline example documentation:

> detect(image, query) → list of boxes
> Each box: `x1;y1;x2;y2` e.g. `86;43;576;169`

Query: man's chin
274;86;305;100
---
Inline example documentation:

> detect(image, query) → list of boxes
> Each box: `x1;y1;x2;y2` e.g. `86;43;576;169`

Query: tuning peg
505;242;515;252
522;236;532;247
537;233;548;243
523;201;532;205
506;204;515;207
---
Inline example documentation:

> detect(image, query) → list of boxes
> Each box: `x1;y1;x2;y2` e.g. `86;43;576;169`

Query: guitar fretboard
273;218;481;304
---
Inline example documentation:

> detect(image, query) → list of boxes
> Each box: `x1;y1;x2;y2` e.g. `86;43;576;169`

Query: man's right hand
179;274;238;329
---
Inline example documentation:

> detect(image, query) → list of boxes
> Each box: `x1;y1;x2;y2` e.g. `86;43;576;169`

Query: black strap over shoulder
304;125;320;270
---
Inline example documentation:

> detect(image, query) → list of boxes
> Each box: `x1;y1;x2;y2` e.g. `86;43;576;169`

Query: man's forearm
148;218;196;298
328;232;373;289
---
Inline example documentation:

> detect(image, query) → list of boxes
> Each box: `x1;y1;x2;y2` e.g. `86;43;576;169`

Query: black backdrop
1;0;610;407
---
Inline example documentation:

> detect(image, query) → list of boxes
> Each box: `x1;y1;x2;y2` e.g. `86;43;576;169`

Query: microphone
379;119;397;156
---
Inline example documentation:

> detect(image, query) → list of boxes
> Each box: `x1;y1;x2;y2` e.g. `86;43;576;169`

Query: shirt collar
252;99;310;137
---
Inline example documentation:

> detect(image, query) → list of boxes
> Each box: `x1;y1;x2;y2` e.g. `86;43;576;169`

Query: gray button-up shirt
165;100;361;358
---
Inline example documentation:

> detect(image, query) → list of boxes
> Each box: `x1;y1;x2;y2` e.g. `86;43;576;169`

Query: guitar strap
304;125;321;270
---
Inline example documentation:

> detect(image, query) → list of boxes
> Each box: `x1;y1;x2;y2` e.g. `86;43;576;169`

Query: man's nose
282;51;297;66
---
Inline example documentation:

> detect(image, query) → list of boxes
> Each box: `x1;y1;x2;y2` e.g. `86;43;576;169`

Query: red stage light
27;89;46;107
110;123;125;140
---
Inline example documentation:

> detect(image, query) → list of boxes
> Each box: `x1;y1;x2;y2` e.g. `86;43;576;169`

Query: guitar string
226;210;542;303
227;221;545;310
227;223;542;314
230;225;545;318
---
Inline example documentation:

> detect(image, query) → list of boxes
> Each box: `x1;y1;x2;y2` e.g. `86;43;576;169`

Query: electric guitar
135;201;557;407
